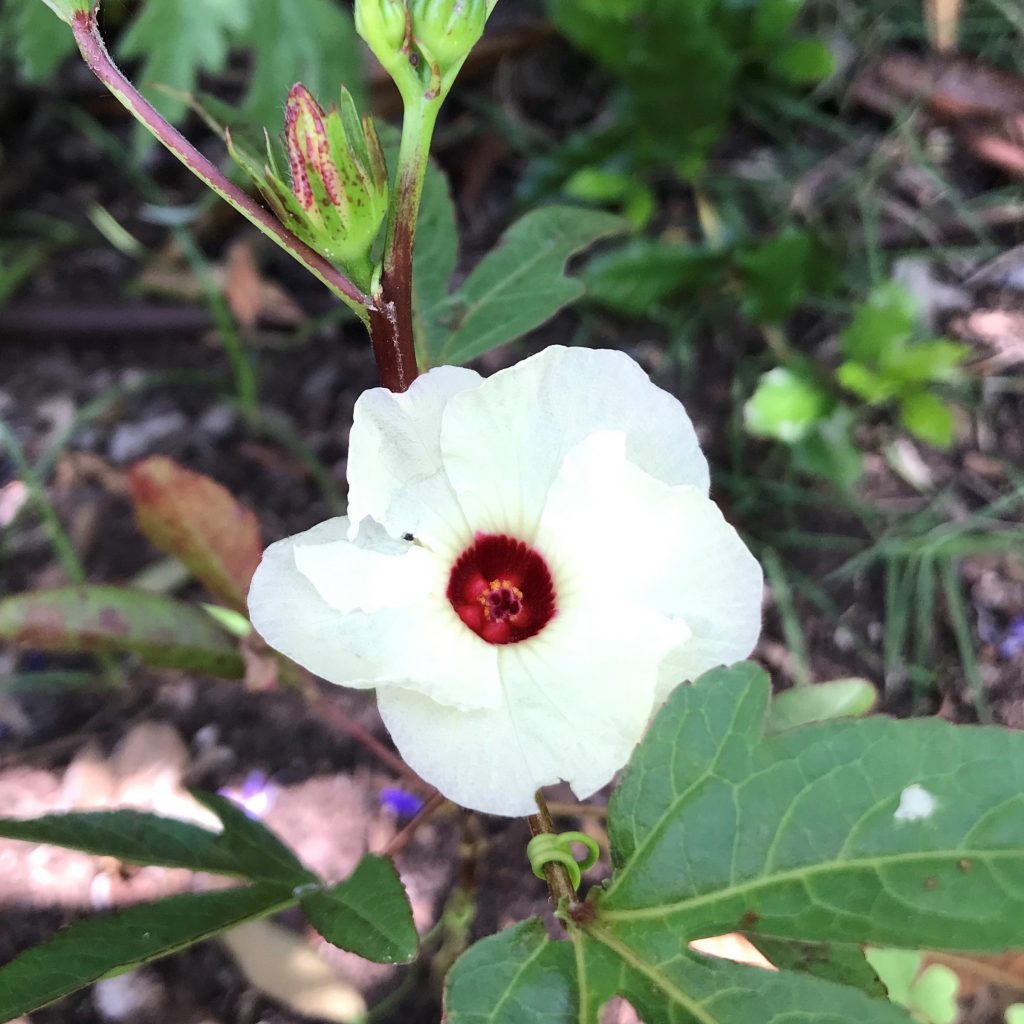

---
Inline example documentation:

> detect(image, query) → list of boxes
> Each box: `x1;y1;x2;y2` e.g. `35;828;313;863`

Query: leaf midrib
598;845;1017;924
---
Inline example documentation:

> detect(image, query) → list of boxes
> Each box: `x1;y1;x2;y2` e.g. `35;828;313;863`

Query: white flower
248;346;763;816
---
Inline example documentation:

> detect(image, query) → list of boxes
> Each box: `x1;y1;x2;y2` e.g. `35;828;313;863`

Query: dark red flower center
447;534;556;645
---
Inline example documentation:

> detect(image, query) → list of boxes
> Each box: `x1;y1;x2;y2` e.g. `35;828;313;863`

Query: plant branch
70;8;373;319
381;790;448;858
368;97;439;392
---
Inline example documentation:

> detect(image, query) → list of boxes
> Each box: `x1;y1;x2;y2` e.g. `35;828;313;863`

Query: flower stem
368;96;439;393
69;9;373;320
528;790;579;912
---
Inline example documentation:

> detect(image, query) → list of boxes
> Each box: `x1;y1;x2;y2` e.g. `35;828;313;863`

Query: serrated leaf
128;456;262;613
240;0;364;140
600;665;1024;949
0;792;312;885
0;585;244;677
448;660;1024;1022
425;206;626;366
8;0;75;79
300;855;418;964
190;792;314;886
445;919;914;1024
0;884;295;1021
118;0;250;130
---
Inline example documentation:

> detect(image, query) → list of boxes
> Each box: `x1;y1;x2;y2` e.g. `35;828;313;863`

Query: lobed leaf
0;585;244;677
446;663;1024;1022
128;456;262;613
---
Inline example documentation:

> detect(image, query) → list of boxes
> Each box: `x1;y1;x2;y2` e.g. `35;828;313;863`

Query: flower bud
230;84;388;286
354;0;409;69
409;0;486;75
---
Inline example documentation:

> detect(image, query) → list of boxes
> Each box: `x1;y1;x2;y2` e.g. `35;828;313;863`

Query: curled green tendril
527;831;601;891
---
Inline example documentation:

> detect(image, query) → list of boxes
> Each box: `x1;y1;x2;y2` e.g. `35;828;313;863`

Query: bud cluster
356;0;487;98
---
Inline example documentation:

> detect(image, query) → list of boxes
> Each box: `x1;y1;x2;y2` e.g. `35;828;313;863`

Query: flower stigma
447;533;556;645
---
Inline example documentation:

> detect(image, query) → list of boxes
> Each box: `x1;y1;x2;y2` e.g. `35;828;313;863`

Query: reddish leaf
129;457;261;613
0;586;244;677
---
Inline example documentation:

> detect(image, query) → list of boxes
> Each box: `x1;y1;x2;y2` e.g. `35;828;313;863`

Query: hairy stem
70;9;373;319
368;98;440;392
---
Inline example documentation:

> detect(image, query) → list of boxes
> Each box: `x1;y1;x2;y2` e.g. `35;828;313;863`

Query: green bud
409;0;486;75
354;0;409;69
229;84;388;287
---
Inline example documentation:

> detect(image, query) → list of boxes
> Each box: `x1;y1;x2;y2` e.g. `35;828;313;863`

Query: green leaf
744;366;830;443
300;855;418;964
734;229;830;324
581;239;724;318
190;792;314;886
7;0;75;78
240;0;364;139
766;679;878;733
837;360;894;403
0;792;312;885
744;935;886;997
424;206;626;366
412;153;459;367
0;585;244;677
0;884;295;1021
791;406;863;488
449;660;1024;1022
118;0;250;129
445;919;914;1023
841;283;918;364
881;340;968;386
899;392;956;448
769;37;834;84
600;665;1024;950
24;0;88;24
751;0;804;47
128;456;262;614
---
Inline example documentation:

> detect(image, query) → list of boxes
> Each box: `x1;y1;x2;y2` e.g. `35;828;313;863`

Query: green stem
69;9;373;321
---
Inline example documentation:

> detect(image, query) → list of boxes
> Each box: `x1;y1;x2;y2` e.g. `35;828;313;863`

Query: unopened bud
229;84;388;287
409;0;486;75
355;0;409;69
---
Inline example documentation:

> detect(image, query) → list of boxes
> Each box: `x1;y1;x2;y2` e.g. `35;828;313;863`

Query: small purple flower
1000;617;1024;660
380;786;424;819
219;770;275;820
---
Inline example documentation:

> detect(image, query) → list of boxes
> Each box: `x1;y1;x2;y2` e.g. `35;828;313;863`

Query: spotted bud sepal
228;84;388;289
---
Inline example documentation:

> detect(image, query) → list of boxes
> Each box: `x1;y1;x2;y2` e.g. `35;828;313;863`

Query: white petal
536;431;763;704
346;365;481;553
438;346;709;540
248;517;501;710
377;602;684;816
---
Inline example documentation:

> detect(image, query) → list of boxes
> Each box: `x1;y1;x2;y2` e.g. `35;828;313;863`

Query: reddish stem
382;790;447;858
70;9;373;314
